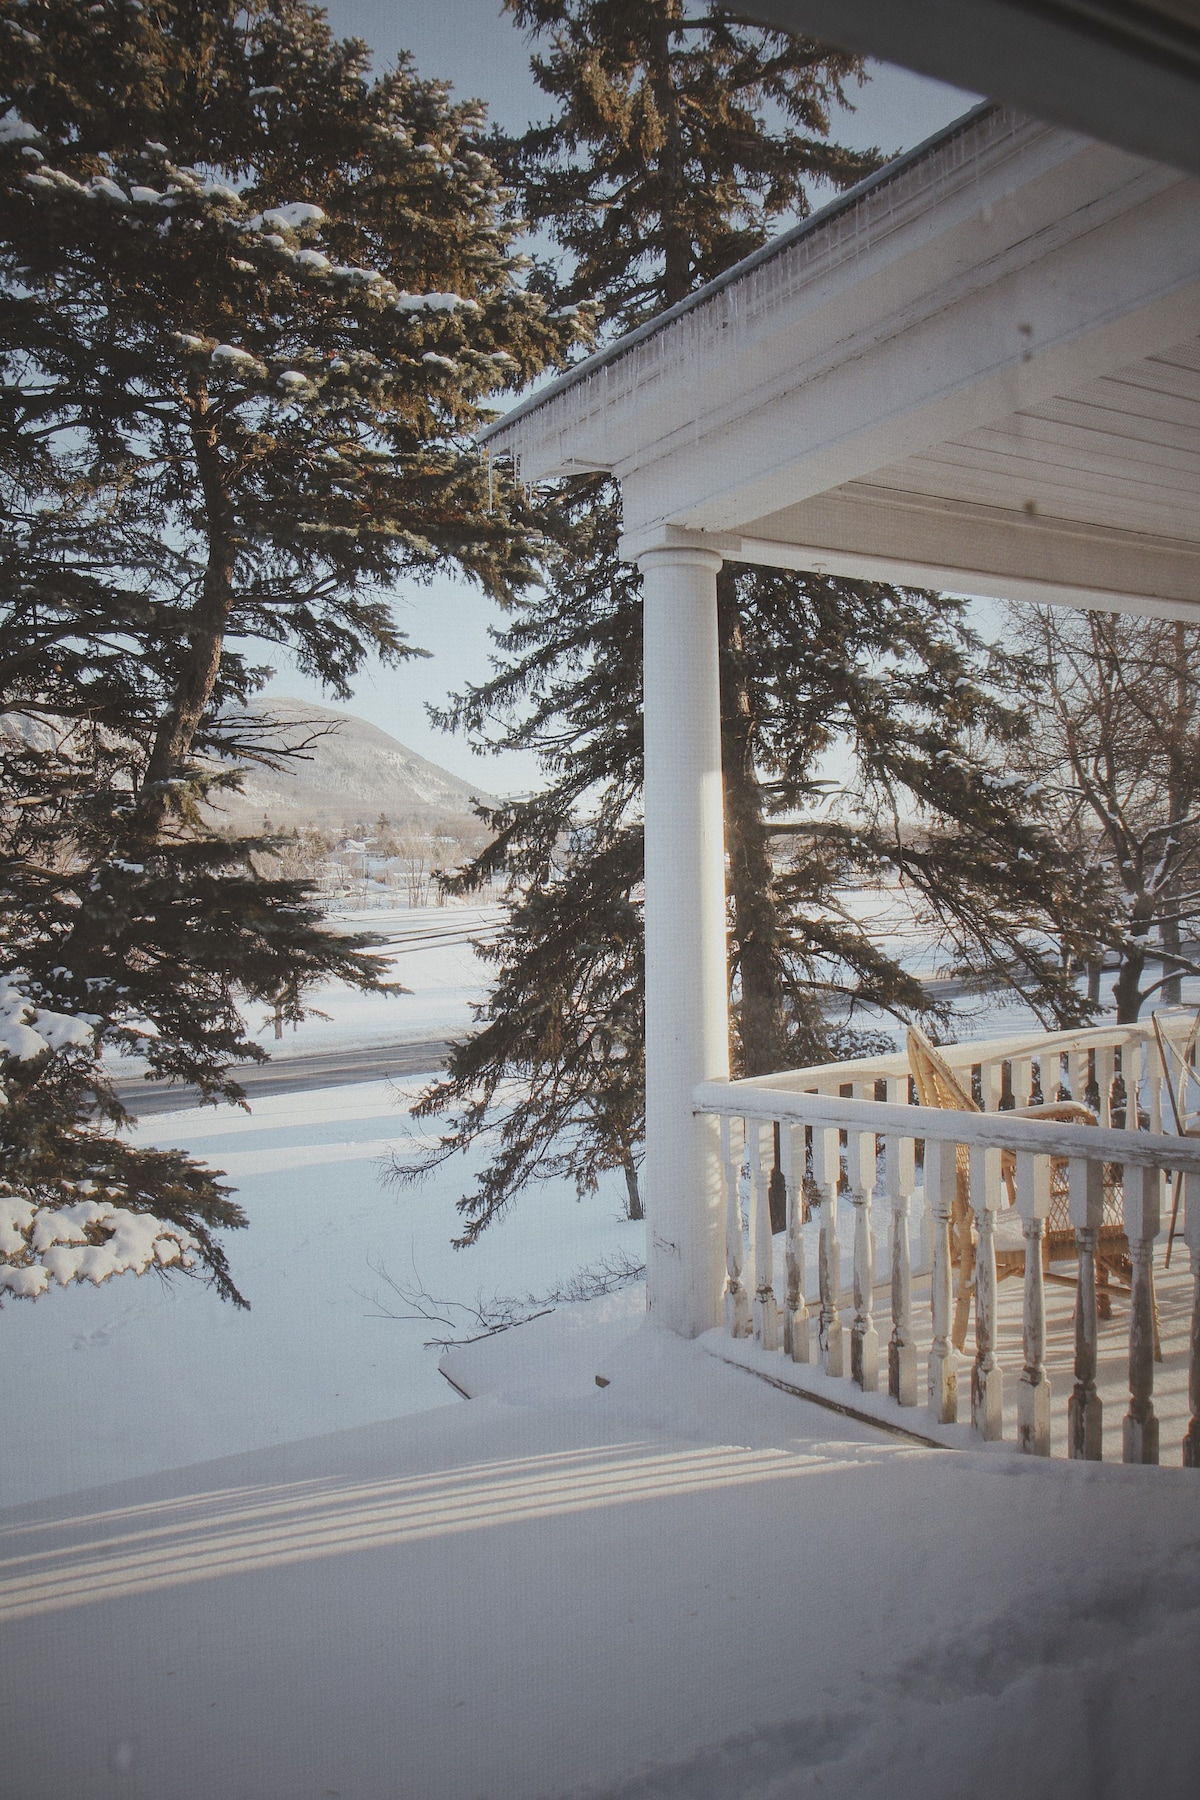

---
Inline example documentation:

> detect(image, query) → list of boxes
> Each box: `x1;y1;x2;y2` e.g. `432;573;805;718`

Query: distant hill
204;698;496;836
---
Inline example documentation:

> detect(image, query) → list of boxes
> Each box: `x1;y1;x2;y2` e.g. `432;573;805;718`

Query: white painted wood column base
639;544;728;1338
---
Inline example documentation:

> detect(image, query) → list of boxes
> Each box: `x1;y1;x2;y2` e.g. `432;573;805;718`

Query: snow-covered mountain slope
205;696;496;833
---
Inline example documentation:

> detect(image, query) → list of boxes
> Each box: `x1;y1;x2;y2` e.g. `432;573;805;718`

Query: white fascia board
622;164;1200;538
485;109;1063;480
487;117;1198;526
621;492;1200;621
751;484;1200;603
735;544;1200;624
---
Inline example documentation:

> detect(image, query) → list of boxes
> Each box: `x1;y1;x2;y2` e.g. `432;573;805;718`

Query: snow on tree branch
0;1191;199;1302
0;977;94;1070
0;979;202;1305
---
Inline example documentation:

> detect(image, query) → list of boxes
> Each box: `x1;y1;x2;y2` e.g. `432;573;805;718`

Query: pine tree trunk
622;1153;644;1221
138;379;237;839
717;570;789;1101
60;382;237;971
648;0;692;307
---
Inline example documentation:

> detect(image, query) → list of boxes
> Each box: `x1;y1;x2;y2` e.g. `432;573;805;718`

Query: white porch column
638;544;729;1337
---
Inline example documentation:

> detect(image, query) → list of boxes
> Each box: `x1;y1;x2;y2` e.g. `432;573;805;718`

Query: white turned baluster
1068;1156;1104;1459
970;1143;1004;1440
885;1121;917;1406
1184;1169;1200;1468
925;1136;959;1424
1015;1150;1051;1455
848;1125;879;1392
812;1125;843;1377
722;1115;750;1338
750;1118;778;1350
1013;1057;1032;1109
1142;1041;1163;1135
782;1124;810;1363
1123;1162;1162;1465
981;1060;1003;1113
1070;1048;1088;1108
1095;1047;1116;1127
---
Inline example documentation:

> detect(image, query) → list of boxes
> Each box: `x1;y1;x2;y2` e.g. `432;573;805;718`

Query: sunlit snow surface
5;910;640;1507
3;896;1200;1799
0;1073;642;1508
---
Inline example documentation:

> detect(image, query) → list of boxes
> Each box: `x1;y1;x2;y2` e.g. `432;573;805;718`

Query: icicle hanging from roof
487;107;1024;484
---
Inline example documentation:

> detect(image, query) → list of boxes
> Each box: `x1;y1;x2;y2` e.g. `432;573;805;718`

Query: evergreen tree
404;0;1096;1243
0;0;585;1299
504;0;873;318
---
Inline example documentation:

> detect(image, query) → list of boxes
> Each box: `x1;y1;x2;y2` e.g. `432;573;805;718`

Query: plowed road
114;1039;452;1116
112;910;501;1115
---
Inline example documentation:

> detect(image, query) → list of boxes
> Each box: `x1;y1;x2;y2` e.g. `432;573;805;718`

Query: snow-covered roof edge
479;100;1010;469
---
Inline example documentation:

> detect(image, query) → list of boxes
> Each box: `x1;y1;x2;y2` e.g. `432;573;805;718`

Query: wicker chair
906;1024;1130;1351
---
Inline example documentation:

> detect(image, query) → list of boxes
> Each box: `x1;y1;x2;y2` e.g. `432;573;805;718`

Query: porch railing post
1013;1057;1032;1108
1068;1156;1104;1460
1123;1162;1161;1465
885;1114;917;1406
1016;1150;1051;1455
925;1136;959;1424
782;1124;810;1363
812;1124;843;1377
970;1144;1004;1439
1184;1169;1200;1467
721;1115;750;1338
750;1119;778;1350
848;1126;879;1391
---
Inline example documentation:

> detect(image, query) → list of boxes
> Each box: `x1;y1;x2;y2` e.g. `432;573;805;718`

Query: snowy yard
5;912;644;1510
3;899;1199;1797
1;1067;642;1509
4;1286;1199;1799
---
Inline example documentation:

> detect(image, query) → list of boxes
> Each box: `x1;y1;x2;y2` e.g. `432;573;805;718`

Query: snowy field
1;1066;643;1509
110;903;505;1075
4;1292;1199;1799
4;909;650;1511
4;892;1200;1797
257;902;506;1055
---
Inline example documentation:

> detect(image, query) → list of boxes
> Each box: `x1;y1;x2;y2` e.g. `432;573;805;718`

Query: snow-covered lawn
253;903;504;1056
105;904;502;1083
4;1295;1198;1799
1;1071;641;1509
5;892;1200;1797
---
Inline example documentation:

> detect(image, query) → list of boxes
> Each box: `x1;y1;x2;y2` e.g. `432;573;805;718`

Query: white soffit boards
486;106;1200;619
730;337;1200;617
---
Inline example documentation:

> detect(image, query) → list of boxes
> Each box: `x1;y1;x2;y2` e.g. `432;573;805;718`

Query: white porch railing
695;1017;1200;1467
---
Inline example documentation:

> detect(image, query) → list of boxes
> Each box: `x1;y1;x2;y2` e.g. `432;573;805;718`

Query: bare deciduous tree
1012;608;1200;1021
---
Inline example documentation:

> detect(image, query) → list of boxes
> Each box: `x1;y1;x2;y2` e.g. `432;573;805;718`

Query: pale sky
259;2;978;790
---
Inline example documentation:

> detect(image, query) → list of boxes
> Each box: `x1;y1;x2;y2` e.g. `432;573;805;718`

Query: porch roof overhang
747;1;1200;178
482;105;1200;621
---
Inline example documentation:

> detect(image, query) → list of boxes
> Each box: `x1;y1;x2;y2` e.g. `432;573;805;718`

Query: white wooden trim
694;1080;1200;1172
641;546;728;1336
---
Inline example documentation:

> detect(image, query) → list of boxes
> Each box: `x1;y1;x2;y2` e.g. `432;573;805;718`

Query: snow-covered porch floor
4;1296;1199;1800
